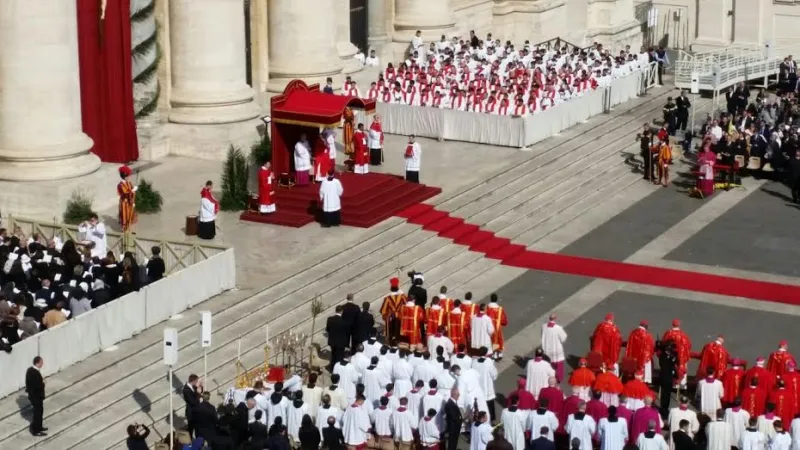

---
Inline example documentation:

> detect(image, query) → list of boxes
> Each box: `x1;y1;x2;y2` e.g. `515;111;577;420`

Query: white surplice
323;385;349;411
726;408;751;446
473;357;498;401
771;431;793;450
419;416;441;445
451;353;473;370
525;358;556;398
319;178;343;212
528;409;559;441
294;140;312;172
316;405;342;430
501;407;528;450
265;396;289;427
667;408;700;450
428;334;454;358
364;366;391;406
759;415;779;440
342;404;371;446
470;422;494;450
371;406;394;437
598;417;629;450
567;414;597;450
408;388;426;423
456;368;484;407
435;370;457;394
707;420;733;450
696;378;724;416
363;338;382;359
286;402;309;441
412;360;438;385
392;407;416;442
352;351;371;378
541;322;568;363
470;314;495;352
333;361;361;404
637;432;669;450
421;390;446;429
790;418;800;450
740;429;767;450
392;359;414;398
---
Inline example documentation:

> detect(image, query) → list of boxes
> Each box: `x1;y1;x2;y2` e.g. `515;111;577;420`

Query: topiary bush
63;190;96;225
220;145;249;211
135;178;163;214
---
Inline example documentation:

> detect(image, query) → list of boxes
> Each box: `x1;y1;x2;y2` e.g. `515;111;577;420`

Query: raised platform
239;172;442;228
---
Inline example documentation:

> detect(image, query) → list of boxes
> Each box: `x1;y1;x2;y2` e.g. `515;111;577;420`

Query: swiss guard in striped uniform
486;293;508;359
380;277;406;344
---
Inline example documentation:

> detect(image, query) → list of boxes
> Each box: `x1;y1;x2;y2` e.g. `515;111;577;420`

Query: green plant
134;179;163;214
249;134;272;167
220;145;250;211
63;190;96;225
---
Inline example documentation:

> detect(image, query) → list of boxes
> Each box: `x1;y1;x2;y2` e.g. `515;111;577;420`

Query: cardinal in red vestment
740;377;768;417
593;365;624;406
744;357;776;395
624;320;655;383
507;377;537;410
769;380;797;427
590;313;623;369
538;377;565;419
782;362;800;412
661;319;692;386
447;302;469;349
562;391;582;432
694;335;730;379
721;359;746;406
257;162;276;214
352;123;369;174
486;295;508;356
568;358;596;401
399;300;424;347
767;341;797;380
622;371;654;408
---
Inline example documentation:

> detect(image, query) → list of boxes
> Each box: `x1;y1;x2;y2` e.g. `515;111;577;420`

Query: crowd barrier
0;247;236;399
375;63;656;148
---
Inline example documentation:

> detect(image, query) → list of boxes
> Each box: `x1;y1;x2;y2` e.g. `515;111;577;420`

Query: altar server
696;367;724;417
198;181;219;240
319;170;344;228
333;351;361;404
342;396;371;448
473;348;498;421
404;135;422;183
420;408;441;450
667;397;699;450
364;356;391;407
470;304;495;356
286;391;309;442
598;406;628;450
368;116;384;166
541;313;568;382
371;396;394;449
393;397;417;447
566;401;597;450
636;420;668;450
527;348;556;399
500;396;528;450
470;412;493;450
316;394;343;431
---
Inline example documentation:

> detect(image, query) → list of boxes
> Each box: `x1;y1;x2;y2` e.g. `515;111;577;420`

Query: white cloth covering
526;358;555;398
319;177;344;212
598;417;629;450
342;403;371;446
541;322;568;363
501;407;528;450
567;414;597;450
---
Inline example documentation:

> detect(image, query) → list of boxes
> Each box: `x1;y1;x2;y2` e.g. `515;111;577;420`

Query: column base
169;86;262;125
338;42;362;75
0;133;101;182
0;163;120;221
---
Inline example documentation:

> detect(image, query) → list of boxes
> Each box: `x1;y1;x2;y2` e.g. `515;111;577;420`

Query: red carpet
240;172;441;228
396;205;800;306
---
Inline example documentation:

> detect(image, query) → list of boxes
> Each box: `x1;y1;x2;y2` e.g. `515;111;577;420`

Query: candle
237;339;241;360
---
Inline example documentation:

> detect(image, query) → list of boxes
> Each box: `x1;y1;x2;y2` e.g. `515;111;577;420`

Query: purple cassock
562;395;582;432
539;387;565;418
629;406;660;443
616;404;634;435
586;399;608;425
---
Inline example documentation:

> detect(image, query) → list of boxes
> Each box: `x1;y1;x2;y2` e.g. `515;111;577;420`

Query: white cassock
470;422;493;450
740;429;767;450
392;359;414;398
363;339;382;359
371;406;394;438
419;416;441;446
294;140;312;172
377;358;394;382
541;322;568;364
435;371;457;394
456;368;483;405
392;407;416;443
286;402;309;441
364;367;390;407
726;408;751;446
451;353;473;370
324;385;349;411
707;420;733;450
598;417;629;450
421;390;445;429
333;361;361;404
352;352;371;378
470;314;495;352
529;409;560;441
412;361;438;385
78;222;107;258
381;394;400;412
759;415;779;440
342;404;371;446
696;378;724;416
319;178;343;213
302;385;323;420
637;432;669;450
791;418;800;450
501;408;528;450
316;405;342;430
473;357;498;401
667;408;699;450
525;359;555;398
266;396;290;428
772;432;793;450
408;388;426;423
567;414;597;450
428;335;454;358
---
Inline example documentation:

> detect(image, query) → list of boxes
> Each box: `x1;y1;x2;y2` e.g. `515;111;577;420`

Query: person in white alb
696;367;724;417
316;394;342;431
345;81;361;98
598;406;628;450
708;409;733;450
365;49;380;67
342;395;371;448
541;313;568;383
667;397;699;450
470;305;495;356
470;412;493;450
636;420;668;450
567;401;597;450
368;115;384;166
473;348;498;422
526;348;556;399
78;214;107;258
740;417;767;450
294;134;312;186
404;135;422;183
770;420;792;450
428;325;454;359
501;395;528;450
393;397;416;448
725;398;751;448
529;398;560;442
371;396;394;449
410;30;424;58
319;170;344;228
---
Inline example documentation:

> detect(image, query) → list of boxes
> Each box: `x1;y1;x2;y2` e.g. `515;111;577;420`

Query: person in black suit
341;294;360;348
25;356;46;436
182;374;203;437
672;419;698;450
789;151;800;204
444;387;463;450
530;426;556;450
326;305;349;370
675;91;691;133
658;342;678;418
193;392;219;446
249;410;269;449
233;398;255;446
408;272;427;308
352;302;374;348
322;416;345;450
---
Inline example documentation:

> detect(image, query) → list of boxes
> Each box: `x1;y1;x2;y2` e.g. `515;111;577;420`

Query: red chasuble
590;322;622;368
569;368;596;388
740;386;767;417
400;303;424;346
486;304;508;352
622;379;653;400
695;341;730;379
353;131;368;166
721;367;745;405
769;388;797;426
662;329;692;383
258;168;274;206
744;366;776;395
425;306;445;335
593;372;624;395
767;350;797;380
625;328;655;372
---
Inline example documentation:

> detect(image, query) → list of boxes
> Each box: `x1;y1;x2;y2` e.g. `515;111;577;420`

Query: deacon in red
399;300;424;347
662;319;692;387
721;359;746;406
447;301;469;349
590;313;623;371
352;123;370;174
740;377;767;417
767;340;797;380
424;298;446;338
744;357;776;395
486;294;508;358
769;380;797;427
694;335;730;379
782;362;800;411
624;320;655;383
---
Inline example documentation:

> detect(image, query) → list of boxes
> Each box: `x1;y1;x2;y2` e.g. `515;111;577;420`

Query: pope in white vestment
598;416;629;450
342;402;372;446
470;312;495;353
294;138;312;185
707;418;733;450
566;411;597;450
501;407;528;450
740;428;767;450
526;352;556;398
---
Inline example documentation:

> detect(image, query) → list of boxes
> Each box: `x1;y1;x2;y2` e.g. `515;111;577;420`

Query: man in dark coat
444;387;463;450
182;374;203;437
530;426;556;450
352;302;375;348
486;427;513;450
322;416;346;450
326;305;349;370
658;342;678;418
341;294;360;349
789;150;800;204
25;356;46;436
672;419;698;450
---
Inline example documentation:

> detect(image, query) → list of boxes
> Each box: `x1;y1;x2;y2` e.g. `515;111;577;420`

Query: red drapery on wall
76;0;139;163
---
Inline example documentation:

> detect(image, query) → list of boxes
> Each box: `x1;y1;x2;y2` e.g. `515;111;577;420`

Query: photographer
408;271;427;308
126;423;150;450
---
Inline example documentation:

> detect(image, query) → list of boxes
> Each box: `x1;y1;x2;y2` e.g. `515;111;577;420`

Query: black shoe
31;431;47;437
41;427;48;431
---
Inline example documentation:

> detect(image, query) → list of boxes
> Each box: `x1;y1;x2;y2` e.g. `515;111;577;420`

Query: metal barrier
5;216;227;275
531;37;589;53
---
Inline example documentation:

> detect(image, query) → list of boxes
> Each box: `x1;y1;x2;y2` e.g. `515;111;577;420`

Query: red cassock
744;366;776;395
439;298;454;316
593;372;624;395
448;311;468;348
590;322;622;368
769;388;797;426
569;368;596;388
721;367;745;405
462;303;479;318
740;386;767;417
561;395;582;431
400;303;424;346
695;341;730;379
662;329;692;383
622;379;654;401
353;130;369;166
314;138;332;178
258;168;274;206
767;351;797;380
625;328;655;373
587;399;608;424
538;386;564;418
486;305;508;352
508;380;537;410
782;371;800;412
425;306;446;336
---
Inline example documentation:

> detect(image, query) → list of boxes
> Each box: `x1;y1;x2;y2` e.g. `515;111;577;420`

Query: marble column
0;0;100;181
693;0;731;51
393;0;455;59
338;0;361;73
732;0;763;46
267;0;343;92
168;0;260;124
250;0;270;94
368;0;392;64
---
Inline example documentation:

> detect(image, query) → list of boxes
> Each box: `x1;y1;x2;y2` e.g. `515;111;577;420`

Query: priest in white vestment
393;354;414;398
707;410;733;450
286;392;309;442
526;348;556;399
759;408;779;441
667;397;699;450
470;412;494;450
352;346;371;379
726;399;751;446
541;314;568;382
419;409;441;448
435;362;457;394
598;406;628;450
392;398;417;446
473;350;498;417
342;396;372;447
333;355;361;404
316;394;343;431
696;368;724;417
500;397;528;450
428;332;455;359
371;397;394;447
636;420;668;450
740;418;767;450
567;402;597;450
319;170;344;228
324;375;349;411
470;305;495;354
302;374;323;420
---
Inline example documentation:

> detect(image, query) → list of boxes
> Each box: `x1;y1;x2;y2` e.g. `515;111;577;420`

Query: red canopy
270;80;376;175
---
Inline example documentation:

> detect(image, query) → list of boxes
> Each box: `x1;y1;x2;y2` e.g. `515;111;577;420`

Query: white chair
746;156;761;170
762;162;774;172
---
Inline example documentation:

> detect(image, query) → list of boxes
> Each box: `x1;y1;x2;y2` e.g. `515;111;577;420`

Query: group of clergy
347;36;651;116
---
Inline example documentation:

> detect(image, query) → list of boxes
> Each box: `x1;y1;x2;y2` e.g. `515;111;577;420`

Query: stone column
267;0;343;92
732;0;763;46
393;0;455;60
338;0;361;73
0;0;100;181
168;0;260;124
693;0;730;51
368;0;392;64
250;0;270;94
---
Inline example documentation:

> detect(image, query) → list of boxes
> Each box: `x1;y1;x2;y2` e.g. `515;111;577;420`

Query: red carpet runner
397;203;800;306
